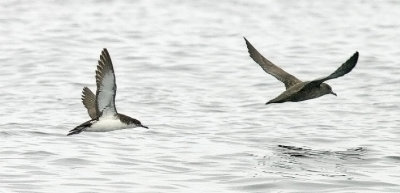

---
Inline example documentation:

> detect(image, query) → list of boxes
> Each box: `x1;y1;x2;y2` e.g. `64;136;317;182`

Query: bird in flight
244;37;359;104
68;49;148;136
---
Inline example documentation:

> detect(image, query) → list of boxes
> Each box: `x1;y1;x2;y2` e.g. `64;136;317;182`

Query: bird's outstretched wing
244;37;302;89
95;48;118;117
304;52;359;88
81;87;98;119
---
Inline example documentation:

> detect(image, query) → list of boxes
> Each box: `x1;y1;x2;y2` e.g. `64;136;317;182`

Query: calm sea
1;0;400;192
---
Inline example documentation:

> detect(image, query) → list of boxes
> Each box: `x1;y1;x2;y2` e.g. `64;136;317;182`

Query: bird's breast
86;118;131;132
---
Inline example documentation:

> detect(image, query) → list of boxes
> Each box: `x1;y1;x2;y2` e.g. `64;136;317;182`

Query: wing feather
244;37;302;89
81;87;98;119
95;48;117;117
304;52;359;88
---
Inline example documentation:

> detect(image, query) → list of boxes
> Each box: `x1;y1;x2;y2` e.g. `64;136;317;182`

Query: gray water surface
1;0;400;192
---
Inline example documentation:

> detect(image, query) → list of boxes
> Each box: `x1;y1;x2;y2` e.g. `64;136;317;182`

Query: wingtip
82;87;89;93
351;51;359;63
81;87;88;100
81;86;93;100
101;48;109;58
243;37;251;46
243;37;254;54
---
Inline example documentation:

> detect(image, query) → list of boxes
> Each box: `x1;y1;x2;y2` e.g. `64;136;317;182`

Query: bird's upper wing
95;48;118;117
81;87;98;119
244;37;302;89
303;52;359;89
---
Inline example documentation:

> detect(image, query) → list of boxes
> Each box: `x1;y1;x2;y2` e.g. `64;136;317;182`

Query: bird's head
120;114;149;129
135;120;149;129
321;83;337;96
125;115;149;129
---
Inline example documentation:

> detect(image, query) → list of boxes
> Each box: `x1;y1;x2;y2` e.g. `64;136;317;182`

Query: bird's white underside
86;118;135;132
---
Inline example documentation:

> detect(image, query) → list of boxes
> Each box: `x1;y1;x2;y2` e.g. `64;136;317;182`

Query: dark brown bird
244;37;359;104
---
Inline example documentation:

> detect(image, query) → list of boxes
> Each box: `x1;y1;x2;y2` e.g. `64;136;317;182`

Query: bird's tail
67;120;92;136
67;126;85;136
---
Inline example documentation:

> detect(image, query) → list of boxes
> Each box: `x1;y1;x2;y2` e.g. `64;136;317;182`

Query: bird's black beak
331;91;337;96
140;124;149;129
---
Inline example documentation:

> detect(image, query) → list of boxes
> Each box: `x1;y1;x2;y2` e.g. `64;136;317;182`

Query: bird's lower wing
82;87;98;119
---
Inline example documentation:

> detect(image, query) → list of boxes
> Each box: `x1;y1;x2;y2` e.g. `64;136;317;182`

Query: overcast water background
1;0;400;192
